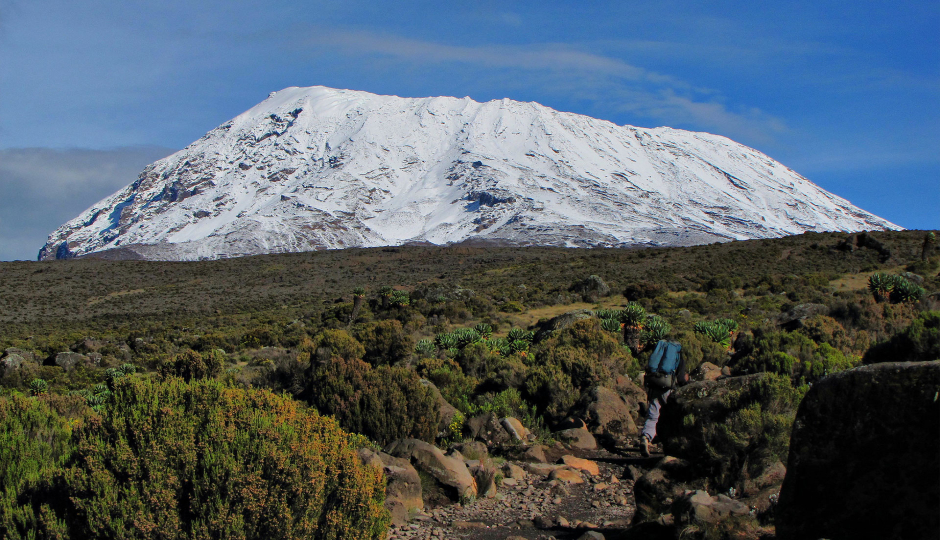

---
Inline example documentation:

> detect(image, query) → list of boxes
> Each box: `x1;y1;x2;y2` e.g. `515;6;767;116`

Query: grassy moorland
1;229;938;539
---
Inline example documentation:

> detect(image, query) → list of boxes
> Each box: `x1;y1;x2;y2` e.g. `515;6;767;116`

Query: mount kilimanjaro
39;86;898;261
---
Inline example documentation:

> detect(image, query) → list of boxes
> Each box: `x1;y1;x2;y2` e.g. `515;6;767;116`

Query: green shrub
64;377;388;539
305;357;440;446
355;320;413;366
310;329;365;362
863;311;940;364
158;349;223;381
0;393;87;539
414;357;478;407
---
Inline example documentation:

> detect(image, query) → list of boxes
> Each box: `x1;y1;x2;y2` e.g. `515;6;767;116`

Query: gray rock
577;531;605;540
420;379;459;437
54;351;89;371
385;438;477;501
359;448;423;526
571;275;610;302
533;309;595;343
466;412;511;446
776;303;829;330
776;361;940;540
553;426;597;450
0;353;26;372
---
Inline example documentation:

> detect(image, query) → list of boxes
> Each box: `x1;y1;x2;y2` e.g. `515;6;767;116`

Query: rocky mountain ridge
40;86;898;261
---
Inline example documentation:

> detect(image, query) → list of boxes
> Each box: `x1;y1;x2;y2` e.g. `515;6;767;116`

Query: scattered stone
576;531;604;540
593;483;608;492
501;417;529;442
525;463;564;477
695;362;723;381
533;514;554;529
553;427;597;450
560;455;600;476
502;462;527;480
359;448;423;526
549;468;583;484
521;445;548;463
467;412;511;446
451;520;486;529
557;516;569;527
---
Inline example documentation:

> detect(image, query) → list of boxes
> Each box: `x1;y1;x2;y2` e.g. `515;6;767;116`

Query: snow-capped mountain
39;86;899;261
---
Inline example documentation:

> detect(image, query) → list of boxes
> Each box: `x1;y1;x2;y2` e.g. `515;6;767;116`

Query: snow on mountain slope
39;86;899;261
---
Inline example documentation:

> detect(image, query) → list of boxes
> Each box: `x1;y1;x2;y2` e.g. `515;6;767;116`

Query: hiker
640;339;689;457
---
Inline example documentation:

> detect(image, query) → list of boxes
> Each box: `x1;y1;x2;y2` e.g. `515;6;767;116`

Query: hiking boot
640;437;650;457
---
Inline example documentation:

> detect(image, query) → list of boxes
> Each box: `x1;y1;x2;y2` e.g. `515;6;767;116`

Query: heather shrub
863;310;940;364
64;377;388;539
158;349;223;381
355;319;413;366
0;393;86;539
310;329;365;362
305;357;439;445
414;356;478;406
665;373;805;491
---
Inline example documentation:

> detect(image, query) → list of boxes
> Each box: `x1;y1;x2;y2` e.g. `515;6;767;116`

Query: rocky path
387;445;658;540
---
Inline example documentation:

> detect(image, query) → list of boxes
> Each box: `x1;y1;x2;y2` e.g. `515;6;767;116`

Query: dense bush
158;348;224;381
863;310;940;364
1;379;389;540
665;373;805;491
525;319;630;421
0;393;87;539
305;357;440;445
355;320;414;366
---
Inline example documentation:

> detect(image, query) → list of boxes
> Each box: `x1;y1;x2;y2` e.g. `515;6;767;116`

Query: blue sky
0;0;937;260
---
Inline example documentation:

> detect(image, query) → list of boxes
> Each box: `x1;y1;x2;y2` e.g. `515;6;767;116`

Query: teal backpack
646;340;682;389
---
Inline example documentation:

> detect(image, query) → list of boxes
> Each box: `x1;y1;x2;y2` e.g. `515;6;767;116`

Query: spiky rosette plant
509;339;530;356
620;302;647;353
474;323;493;339
715;318;739;334
507;328;534;343
601;318;622;333
641;316;670;347
27;378;47;396
868;273;895;302
435;332;459;351
595;308;618;321
453;328;482;348
487;337;511;356
891;278;925;303
390;290;410;307
414;339;436;357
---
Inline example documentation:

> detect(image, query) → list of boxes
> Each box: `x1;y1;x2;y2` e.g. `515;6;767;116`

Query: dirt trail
387;444;662;540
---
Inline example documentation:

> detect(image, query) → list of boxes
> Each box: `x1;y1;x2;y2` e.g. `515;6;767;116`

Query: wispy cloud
297;28;787;143
0;146;174;260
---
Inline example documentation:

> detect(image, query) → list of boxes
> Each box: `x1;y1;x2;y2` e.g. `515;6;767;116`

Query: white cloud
0;146;174;260
298;28;787;143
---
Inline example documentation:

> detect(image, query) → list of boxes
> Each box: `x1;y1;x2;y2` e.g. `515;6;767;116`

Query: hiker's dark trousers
642;387;672;442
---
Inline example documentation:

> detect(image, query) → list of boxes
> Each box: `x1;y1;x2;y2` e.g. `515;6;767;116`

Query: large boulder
553;426;597;450
776;361;940;540
776;303;829;331
359;448;423;525
384;438;477;501
533;309;595;343
420;379;458;437
578;385;638;440
54;351;99;371
570;275;611;303
466;412;511;446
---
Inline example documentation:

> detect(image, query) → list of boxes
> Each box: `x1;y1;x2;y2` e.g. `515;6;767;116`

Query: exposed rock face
384;438;478;501
776;361;940;540
579;385;638;440
533;309;595;343
54;351;100;371
359;448;423;525
571;275;611;303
